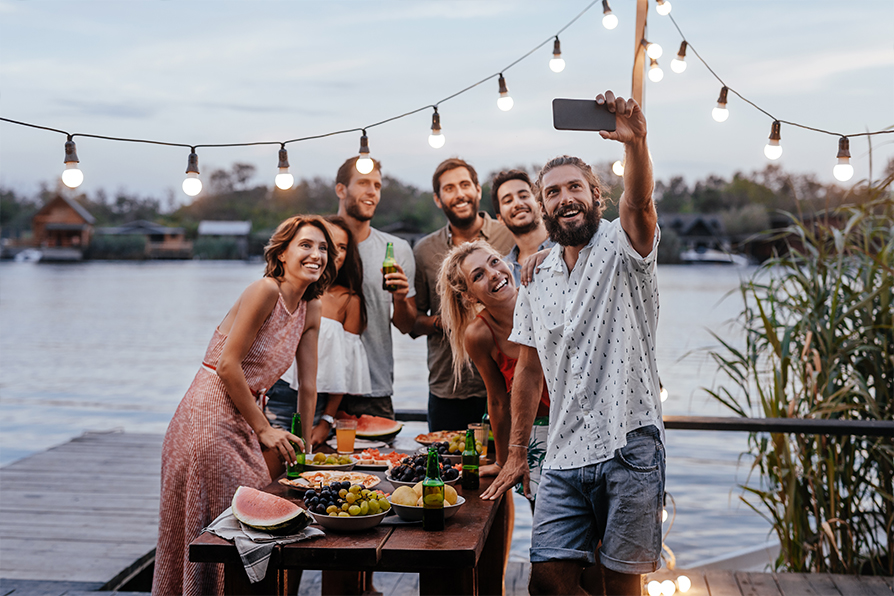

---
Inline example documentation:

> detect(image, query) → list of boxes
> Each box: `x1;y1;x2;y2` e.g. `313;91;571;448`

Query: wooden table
189;470;509;596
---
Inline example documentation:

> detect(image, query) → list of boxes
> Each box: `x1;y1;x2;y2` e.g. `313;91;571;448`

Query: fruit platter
352;448;410;470
387;483;465;522
414;430;464;445
293;481;392;532
304;452;356;470
280;470;381;489
336;413;404;443
385;452;460;486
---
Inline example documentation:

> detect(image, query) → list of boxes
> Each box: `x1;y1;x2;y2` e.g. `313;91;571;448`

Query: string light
274;146;294;190
764;121;783;160
712;86;730;122
356;130;374;174
659;385;668;402
61;137;84;189
549;37;566;73
602;0;618;30
661;579;677;595
642;38;663;59
648;581;663;596
497;74;514;111
676;576;692;593
833;137;854;182
648;58;664;82
612;159;625;176
182;150;202;196
670;41;687;73
428;108;445;149
656;0;672;16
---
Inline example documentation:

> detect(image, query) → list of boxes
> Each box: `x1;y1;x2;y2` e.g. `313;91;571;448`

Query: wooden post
632;0;648;108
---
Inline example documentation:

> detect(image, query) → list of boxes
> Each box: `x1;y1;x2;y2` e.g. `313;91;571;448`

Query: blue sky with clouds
1;0;891;203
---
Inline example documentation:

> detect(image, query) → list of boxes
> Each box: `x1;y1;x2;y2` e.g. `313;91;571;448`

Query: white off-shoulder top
281;316;371;395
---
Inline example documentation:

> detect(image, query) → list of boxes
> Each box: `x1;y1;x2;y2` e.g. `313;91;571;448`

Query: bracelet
509;444;528;450
494;462;503;468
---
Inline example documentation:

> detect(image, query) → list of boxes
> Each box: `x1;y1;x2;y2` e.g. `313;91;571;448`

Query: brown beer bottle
382;241;398;292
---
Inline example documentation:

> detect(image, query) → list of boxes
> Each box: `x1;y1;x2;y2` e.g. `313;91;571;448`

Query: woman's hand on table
258;425;304;466
480;452;529;500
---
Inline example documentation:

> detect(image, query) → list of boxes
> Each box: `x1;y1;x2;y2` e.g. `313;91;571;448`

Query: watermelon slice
337;413;403;442
231;486;311;534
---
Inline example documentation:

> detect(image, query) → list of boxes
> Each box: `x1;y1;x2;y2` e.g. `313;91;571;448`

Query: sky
1;0;892;206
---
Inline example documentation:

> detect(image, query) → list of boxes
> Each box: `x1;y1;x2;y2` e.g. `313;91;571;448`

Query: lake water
0;260;772;567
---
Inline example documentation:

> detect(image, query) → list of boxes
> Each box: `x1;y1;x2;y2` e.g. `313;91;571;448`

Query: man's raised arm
597;90;657;257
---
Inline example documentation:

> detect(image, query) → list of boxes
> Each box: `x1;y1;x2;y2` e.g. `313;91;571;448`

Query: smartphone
552;98;616;132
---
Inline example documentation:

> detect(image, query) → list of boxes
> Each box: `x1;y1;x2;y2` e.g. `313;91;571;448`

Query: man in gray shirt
413;157;514;431
306;157;416;440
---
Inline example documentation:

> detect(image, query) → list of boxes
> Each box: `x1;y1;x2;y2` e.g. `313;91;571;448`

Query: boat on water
12;248;43;263
680;247;751;266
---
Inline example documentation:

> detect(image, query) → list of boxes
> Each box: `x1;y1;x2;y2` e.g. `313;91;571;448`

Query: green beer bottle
461;428;480;490
422;447;445;531
286;412;305;479
382;242;398;292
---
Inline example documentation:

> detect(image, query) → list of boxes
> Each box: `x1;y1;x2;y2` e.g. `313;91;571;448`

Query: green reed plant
705;189;893;574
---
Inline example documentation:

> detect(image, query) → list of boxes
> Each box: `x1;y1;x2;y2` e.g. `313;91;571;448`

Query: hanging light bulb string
0;1;601;156
664;14;893;141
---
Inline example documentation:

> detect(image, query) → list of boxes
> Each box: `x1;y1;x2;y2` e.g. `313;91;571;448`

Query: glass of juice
469;423;488;458
335;419;357;455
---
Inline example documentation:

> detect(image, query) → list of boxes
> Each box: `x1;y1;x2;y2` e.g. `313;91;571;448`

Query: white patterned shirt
509;218;663;470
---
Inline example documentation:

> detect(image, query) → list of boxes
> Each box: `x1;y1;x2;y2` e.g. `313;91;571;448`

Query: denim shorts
530;424;665;575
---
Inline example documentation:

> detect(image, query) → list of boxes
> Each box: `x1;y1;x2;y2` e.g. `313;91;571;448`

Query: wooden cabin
31;195;95;250
95;220;192;259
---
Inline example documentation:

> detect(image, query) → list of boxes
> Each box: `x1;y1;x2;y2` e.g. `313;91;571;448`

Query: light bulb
647;581;663;596
356;157;375;175
274;147;294;190
549;37;565;72
662;508;668;522
764;121;783;160
356;131;375;174
182;151;202;196
275;171;294;190
497;74;514;111
602;0;618;29
656;0;672;16
61;139;83;188
182;173;202;196
676;576;691;593
712;86;730;122
833;137;854;181
62;163;84;188
612;160;625;176
646;42;663;60
428;132;446;149
648;59;664;82
661;580;676;596
671;41;687;73
660;385;668;402
428;109;446;148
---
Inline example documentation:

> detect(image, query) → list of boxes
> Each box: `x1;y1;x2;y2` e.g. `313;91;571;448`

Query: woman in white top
264;215;371;449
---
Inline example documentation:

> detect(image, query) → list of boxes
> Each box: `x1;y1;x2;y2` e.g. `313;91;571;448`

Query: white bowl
387;495;465;522
385;473;459;488
309;509;387;532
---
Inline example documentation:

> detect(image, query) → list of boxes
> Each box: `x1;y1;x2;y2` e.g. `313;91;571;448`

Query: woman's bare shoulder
464;316;494;352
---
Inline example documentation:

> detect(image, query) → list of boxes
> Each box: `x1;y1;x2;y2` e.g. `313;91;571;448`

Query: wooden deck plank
647;569;710;596
704;570;742;596
831;573;893;596
737;571;781;596
776;572;826;596
0;431;162;588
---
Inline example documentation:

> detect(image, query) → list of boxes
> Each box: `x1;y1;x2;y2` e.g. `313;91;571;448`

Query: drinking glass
335;419;357;455
469;423;488;458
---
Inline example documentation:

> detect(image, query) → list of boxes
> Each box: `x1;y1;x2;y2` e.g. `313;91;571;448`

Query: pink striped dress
152;296;307;596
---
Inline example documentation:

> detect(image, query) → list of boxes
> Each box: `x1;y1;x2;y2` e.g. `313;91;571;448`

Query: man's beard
543;200;601;247
443;202;479;229
344;194;373;222
503;213;541;236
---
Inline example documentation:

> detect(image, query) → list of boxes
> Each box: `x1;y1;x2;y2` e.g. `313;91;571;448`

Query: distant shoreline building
197;220;252;260
30;194;95;261
95;220;192;259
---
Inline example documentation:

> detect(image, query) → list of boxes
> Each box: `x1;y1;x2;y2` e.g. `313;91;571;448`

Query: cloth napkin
205;506;324;583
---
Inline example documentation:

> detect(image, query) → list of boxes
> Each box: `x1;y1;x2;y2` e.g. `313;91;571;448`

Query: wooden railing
394;411;894;437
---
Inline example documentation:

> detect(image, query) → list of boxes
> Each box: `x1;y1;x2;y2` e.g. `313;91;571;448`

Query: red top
476;314;550;415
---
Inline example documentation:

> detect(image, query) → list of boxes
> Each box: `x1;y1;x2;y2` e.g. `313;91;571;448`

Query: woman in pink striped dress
152;215;336;596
